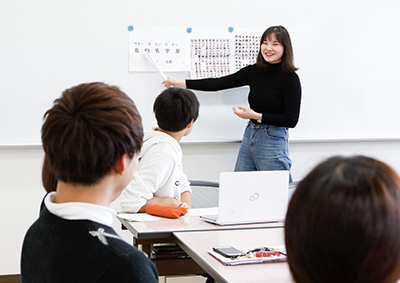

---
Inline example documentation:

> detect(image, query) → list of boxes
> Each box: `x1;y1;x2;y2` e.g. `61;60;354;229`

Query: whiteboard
1;0;400;145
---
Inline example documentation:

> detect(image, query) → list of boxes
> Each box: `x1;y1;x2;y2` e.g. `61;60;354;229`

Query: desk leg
141;243;151;255
133;237;151;255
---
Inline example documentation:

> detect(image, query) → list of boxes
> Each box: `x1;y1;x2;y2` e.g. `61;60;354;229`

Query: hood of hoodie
139;130;181;159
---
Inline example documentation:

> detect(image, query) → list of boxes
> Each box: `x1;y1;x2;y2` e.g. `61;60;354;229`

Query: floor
0;275;207;283
159;275;207;282
0;275;20;283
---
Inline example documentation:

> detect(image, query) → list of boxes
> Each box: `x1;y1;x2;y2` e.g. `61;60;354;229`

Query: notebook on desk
200;171;289;226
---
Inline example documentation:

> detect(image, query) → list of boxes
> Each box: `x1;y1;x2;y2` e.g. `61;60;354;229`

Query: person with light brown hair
21;82;158;282
285;155;400;283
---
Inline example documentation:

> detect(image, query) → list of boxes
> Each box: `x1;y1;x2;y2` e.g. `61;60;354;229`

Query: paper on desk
185;207;218;217
117;213;162;222
209;245;287;266
118;207;218;221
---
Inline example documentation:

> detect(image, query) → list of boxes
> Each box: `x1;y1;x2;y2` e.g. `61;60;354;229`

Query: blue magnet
228;26;234;33
128;25;134;32
186;27;192;33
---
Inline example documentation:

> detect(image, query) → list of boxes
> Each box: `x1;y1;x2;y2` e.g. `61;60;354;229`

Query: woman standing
163;26;301;180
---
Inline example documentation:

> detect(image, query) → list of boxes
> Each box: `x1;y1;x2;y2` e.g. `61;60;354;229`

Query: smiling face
260;33;284;64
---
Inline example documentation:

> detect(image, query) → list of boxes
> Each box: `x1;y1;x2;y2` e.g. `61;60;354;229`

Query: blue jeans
234;121;292;182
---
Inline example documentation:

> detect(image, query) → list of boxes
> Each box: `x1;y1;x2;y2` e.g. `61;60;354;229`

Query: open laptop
200;170;289;225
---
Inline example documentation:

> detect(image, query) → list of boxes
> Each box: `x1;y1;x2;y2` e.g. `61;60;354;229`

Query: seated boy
21;82;158;282
120;88;199;213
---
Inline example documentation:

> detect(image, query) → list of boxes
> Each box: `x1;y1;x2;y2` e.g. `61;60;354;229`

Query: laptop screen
217;171;289;224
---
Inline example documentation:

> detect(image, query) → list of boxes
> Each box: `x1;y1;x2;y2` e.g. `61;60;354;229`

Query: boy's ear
187;119;195;129
114;154;127;176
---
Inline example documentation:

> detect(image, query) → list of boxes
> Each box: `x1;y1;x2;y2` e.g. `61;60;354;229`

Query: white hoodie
119;130;191;213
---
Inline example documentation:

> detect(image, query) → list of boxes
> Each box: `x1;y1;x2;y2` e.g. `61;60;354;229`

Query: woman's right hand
162;77;186;88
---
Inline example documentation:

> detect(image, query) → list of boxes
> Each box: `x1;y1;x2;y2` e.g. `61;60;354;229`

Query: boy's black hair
153;88;199;132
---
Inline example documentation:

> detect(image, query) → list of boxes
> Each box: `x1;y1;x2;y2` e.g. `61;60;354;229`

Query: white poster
188;28;262;78
233;34;261;71
128;26;191;72
190;37;232;78
128;26;263;78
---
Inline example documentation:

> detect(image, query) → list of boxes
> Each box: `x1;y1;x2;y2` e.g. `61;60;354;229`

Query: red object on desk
145;204;188;219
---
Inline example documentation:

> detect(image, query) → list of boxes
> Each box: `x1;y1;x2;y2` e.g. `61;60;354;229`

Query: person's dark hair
256;25;298;73
42;154;57;193
153;88;199;132
285;155;400;283
41;82;143;185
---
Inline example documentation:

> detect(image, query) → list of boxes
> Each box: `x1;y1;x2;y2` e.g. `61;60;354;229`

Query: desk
173;228;293;283
117;214;284;276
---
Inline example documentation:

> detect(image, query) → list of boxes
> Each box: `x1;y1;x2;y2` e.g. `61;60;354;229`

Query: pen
174;196;182;206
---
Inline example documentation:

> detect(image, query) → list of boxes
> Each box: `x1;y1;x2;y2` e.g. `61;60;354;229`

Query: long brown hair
256;26;298;73
285;155;400;283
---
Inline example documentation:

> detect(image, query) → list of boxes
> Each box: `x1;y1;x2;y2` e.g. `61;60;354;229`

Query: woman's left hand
232;106;259;120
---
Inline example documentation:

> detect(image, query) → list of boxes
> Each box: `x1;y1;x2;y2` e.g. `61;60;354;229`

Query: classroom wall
2;141;400;275
2;0;400;145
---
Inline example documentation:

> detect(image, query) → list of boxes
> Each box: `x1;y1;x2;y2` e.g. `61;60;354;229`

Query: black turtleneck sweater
186;63;301;128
